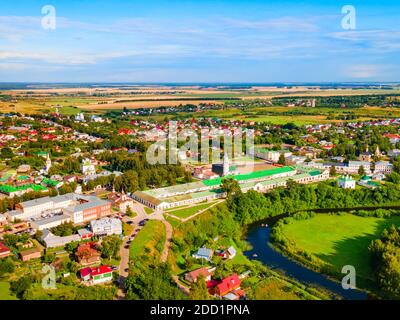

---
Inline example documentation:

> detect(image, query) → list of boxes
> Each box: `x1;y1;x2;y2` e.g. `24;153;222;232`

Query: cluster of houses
183;244;246;300
184;246;246;300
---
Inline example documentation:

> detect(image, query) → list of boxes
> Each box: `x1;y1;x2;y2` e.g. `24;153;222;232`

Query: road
116;201;173;298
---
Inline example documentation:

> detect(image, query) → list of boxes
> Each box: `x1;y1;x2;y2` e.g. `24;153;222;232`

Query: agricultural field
280;214;400;286
3;85;400;118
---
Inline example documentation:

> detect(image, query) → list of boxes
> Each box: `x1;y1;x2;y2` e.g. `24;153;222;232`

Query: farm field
280;214;400;286
3;85;400;117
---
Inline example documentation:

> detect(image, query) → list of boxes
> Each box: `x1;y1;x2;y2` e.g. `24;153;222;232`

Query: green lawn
144;207;154;215
129;220;166;261
281;214;400;285
0;281;17;300
167;202;216;219
165;216;182;228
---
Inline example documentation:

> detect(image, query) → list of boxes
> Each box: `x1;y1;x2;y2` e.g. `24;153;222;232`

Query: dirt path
160;219;173;263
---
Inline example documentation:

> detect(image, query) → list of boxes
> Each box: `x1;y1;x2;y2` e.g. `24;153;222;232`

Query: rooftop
0;184;48;194
203;166;295;187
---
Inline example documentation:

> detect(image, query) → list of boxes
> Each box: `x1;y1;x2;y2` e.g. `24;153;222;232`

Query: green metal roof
0;184;48;193
41;178;59;187
203;166;295;187
309;170;322;176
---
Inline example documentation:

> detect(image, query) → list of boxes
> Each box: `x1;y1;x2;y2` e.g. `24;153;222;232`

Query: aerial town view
0;0;400;313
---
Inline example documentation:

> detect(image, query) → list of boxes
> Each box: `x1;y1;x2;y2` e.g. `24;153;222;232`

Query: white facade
90;218;122;236
81;159;96;176
254;150;292;163
338;176;356;189
374;161;393;174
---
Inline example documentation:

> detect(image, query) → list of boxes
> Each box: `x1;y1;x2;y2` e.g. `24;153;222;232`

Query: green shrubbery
369;225;400;299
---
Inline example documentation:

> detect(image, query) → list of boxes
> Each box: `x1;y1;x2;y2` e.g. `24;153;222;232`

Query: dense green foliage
369;225;400;298
0;258;15;277
125;264;186;300
101;235;122;260
227;180;400;225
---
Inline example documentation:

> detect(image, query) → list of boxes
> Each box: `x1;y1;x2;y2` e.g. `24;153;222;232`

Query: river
244;219;368;300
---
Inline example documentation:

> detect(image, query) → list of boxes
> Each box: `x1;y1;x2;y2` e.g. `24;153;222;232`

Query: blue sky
0;0;399;82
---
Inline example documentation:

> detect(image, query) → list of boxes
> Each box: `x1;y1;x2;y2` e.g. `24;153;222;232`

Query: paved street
116;201;173;298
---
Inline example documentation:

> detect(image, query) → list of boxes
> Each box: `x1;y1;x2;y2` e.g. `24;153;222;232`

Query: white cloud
329;30;400;52
221;16;319;32
345;64;381;78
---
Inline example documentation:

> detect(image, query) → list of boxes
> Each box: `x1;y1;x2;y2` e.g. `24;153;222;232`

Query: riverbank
244;220;368;300
268;210;400;296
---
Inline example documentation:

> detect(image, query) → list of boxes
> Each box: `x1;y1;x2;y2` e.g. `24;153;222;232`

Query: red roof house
184;267;212;283
214;274;241;297
41;134;57;141
0;242;11;258
80;266;113;285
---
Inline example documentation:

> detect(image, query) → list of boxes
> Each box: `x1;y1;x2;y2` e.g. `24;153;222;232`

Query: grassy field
129;220;166;261
0;281;17;300
252;277;318;300
280;214;400;285
167;201;217;219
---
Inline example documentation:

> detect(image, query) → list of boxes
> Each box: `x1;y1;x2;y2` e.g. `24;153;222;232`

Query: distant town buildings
81;158;96;176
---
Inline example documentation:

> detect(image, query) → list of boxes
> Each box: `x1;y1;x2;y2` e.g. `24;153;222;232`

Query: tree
43;253;56;264
358;165;366;176
330;165;337;176
189;274;209;300
278;153;286;165
0;258;15;276
0;147;13;159
221;178;241;199
125;264;186;300
3;234;19;248
126;207;135;218
51;222;75;236
101;235;122;260
369;225;400;298
10;276;33;299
